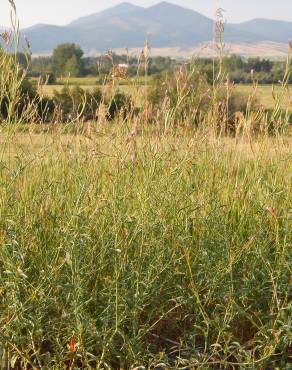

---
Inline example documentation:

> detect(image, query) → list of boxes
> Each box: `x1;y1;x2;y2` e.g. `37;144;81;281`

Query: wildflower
69;337;75;353
266;206;277;218
266;206;275;214
129;129;137;138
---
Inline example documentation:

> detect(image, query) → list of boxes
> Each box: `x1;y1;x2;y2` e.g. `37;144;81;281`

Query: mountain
22;25;81;52
20;2;292;55
70;2;143;29
233;19;292;43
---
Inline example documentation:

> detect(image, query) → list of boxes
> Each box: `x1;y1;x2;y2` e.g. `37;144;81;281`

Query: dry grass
0;128;291;368
0;2;291;368
237;84;292;110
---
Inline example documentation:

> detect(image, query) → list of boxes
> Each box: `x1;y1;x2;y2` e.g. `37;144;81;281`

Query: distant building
118;63;129;70
111;63;129;78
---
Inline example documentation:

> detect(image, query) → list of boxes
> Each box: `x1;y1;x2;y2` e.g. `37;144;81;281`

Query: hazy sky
1;0;292;28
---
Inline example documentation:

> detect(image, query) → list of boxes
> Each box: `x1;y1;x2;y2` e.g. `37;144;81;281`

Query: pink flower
69;337;75;353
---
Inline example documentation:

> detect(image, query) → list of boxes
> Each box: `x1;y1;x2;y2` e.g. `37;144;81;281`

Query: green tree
64;55;80;77
16;52;30;69
52;43;84;77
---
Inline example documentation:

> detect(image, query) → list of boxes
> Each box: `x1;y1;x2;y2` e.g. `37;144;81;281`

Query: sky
0;0;292;28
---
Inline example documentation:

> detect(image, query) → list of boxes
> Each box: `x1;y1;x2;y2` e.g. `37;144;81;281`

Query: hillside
11;2;292;55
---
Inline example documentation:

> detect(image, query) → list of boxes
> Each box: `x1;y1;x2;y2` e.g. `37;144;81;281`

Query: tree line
197;55;289;84
13;43;290;85
24;44;175;82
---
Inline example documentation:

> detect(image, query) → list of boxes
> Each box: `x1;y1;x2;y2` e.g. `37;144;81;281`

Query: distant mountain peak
69;2;143;28
112;2;141;9
102;2;143;13
150;1;185;8
148;1;196;12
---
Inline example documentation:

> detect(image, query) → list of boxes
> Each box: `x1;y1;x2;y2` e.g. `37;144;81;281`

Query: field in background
34;77;292;110
35;77;148;106
237;84;292;109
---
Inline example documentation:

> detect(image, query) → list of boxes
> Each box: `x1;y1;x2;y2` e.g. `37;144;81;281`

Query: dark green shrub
52;86;104;122
219;88;260;116
52;86;73;120
148;69;211;126
40;72;56;85
107;91;132;120
148;67;262;132
0;77;37;120
37;96;56;123
216;88;261;134
0;76;56;123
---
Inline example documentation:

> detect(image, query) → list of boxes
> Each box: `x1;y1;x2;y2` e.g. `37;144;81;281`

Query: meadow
0;3;292;369
0;128;291;369
36;77;291;111
237;84;292;110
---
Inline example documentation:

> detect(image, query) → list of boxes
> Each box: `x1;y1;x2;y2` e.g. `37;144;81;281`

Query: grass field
0;128;291;368
1;13;292;366
36;77;292;111
38;83;146;96
237;84;292;110
36;77;147;108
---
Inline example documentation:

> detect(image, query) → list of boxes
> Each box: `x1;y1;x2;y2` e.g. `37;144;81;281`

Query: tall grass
0;134;291;369
0;1;291;369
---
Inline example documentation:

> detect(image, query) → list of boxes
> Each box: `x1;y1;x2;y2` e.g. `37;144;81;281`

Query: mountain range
4;2;292;56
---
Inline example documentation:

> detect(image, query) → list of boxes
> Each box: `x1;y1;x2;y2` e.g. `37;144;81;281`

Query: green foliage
0;46;38;123
27;50;292;86
223;54;244;71
52;43;84;77
0;76;55;123
52;86;99;121
149;69;210;113
0;136;290;368
30;56;54;77
16;52;30;70
148;67;260;132
107;91;132;120
0;3;291;368
64;55;81;77
40;72;56;85
245;57;273;73
197;55;291;84
52;86;130;122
